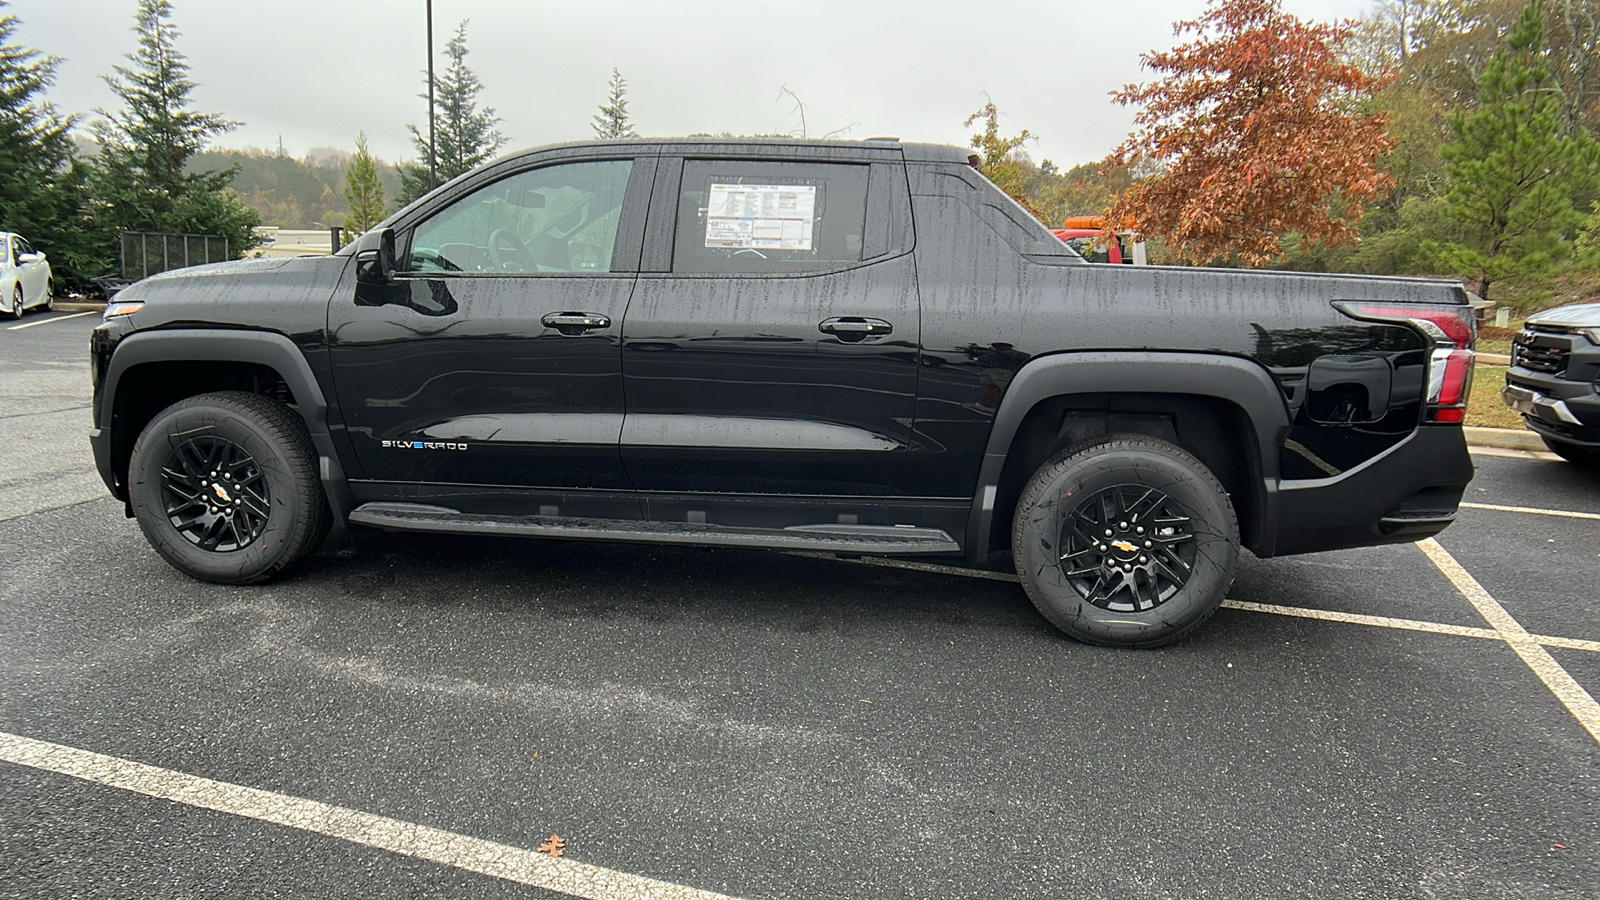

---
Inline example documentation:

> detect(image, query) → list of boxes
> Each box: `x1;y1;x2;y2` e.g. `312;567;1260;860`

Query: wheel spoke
1124;487;1159;521
1158;540;1192;569
1057;482;1200;613
1151;555;1187;585
161;436;271;553
163;491;205;517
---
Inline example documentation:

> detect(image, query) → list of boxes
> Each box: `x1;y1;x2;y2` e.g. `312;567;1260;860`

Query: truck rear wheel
1012;435;1239;647
128;391;330;584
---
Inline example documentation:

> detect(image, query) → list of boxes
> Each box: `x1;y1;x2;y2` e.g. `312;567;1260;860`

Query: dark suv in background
1503;302;1600;467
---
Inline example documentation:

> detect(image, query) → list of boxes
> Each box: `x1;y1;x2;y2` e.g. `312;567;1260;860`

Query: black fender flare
95;329;355;523
964;350;1290;563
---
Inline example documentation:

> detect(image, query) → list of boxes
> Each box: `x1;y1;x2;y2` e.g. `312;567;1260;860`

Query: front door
619;154;921;501
327;154;653;516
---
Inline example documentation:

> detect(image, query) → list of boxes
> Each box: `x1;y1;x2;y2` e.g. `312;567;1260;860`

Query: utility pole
426;0;437;190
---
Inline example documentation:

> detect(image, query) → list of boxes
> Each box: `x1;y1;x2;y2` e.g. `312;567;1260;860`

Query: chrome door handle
819;317;893;339
542;312;611;332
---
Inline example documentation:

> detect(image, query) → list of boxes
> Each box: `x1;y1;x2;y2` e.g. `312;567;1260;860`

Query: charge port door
1304;354;1393;424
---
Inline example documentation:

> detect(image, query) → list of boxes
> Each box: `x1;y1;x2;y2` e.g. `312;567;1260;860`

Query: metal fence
119;232;230;281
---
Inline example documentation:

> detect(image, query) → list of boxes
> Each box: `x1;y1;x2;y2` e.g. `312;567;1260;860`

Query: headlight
1581;327;1600;346
103;300;145;318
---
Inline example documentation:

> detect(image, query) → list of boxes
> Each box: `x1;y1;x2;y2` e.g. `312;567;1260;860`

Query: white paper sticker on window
704;183;817;251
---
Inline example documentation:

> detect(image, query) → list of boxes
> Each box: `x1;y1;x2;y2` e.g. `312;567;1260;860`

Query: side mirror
357;228;397;284
17;253;39;264
378;227;396;275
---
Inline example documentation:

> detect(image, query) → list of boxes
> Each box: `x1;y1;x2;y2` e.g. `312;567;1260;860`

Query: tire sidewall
129;398;309;583
1015;444;1237;646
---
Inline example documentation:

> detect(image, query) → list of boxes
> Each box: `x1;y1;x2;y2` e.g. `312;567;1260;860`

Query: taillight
1333;301;1476;424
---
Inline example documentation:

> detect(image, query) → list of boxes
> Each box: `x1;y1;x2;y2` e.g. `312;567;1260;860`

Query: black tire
7;284;21;318
44;280;54;311
129;391;331;584
1541;435;1600;468
1011;434;1239;648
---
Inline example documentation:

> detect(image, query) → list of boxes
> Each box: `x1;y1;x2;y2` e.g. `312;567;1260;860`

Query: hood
1526;302;1600;329
142;257;294;283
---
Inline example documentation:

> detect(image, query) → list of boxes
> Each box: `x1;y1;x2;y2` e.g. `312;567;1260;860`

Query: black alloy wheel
1057;483;1196;613
1013;434;1238;647
129;391;330;584
159;435;272;552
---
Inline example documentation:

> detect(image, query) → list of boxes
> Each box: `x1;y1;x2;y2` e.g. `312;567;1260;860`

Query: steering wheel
487;229;534;270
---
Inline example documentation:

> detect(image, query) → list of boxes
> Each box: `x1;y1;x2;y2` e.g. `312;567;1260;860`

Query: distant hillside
189;147;405;230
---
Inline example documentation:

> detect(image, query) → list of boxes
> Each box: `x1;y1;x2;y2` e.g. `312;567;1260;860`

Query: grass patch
1466;365;1527;430
1476;321;1520;355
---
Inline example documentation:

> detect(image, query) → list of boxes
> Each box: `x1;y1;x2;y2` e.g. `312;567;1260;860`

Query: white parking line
1459;501;1600;521
1419;538;1600;744
799;553;1600;653
1219;600;1503;640
6;311;96;330
0;731;741;900
1219;600;1600;652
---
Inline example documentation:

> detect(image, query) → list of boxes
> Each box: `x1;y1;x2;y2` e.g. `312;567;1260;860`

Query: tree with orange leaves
1107;0;1394;266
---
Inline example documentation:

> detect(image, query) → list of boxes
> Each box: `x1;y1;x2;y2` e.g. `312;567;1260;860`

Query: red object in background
1051;228;1124;264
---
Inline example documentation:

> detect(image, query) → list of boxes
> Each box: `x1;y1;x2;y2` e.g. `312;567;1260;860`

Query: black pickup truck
89;138;1477;647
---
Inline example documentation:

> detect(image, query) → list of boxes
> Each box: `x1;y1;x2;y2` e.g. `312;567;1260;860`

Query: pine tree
91;0;259;260
1430;0;1600;301
399;20;506;204
592;68;637;139
0;0;94;287
964;100;1039;218
342;131;385;235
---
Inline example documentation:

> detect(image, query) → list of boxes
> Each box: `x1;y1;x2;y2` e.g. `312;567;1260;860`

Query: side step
347;503;962;555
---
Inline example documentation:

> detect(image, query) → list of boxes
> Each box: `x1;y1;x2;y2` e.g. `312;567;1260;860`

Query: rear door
619;149;920;501
327;150;654;516
15;236;46;302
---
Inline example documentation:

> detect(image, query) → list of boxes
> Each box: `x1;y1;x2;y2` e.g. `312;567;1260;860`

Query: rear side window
673;160;868;275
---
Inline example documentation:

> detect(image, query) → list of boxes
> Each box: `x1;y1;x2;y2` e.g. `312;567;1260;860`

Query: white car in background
1;231;54;318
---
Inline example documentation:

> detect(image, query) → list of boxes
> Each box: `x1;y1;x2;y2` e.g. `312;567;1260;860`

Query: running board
347;503;962;555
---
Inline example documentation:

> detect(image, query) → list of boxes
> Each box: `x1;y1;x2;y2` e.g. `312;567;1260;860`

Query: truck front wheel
128;391;330;584
1541;436;1600;468
1011;435;1239;647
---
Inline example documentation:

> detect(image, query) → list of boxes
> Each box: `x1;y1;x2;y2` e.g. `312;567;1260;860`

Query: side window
673;160;869;275
406;159;633;275
1062;235;1110;263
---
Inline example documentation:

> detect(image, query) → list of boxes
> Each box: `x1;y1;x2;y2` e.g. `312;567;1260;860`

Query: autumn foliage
1107;0;1394;266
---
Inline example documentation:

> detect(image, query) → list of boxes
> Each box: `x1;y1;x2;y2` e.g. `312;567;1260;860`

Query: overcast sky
12;0;1375;169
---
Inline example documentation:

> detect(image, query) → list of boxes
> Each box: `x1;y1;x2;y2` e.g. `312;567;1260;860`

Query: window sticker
704;183;817;251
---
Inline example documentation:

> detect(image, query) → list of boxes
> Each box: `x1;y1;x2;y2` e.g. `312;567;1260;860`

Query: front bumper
1503;374;1600;449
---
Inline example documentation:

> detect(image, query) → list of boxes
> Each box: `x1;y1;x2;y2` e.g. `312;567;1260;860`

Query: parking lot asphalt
1;311;1596;899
